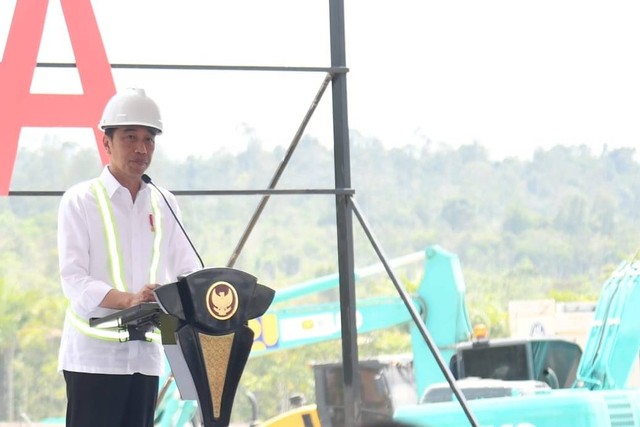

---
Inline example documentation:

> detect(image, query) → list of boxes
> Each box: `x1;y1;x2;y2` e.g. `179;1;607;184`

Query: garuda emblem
205;281;239;320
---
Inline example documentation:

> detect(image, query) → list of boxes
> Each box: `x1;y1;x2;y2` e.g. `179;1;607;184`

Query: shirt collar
99;166;149;198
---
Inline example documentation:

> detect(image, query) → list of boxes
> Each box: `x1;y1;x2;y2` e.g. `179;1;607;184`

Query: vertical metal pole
329;0;360;425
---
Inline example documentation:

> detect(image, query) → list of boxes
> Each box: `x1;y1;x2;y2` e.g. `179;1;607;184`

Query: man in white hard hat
57;88;201;427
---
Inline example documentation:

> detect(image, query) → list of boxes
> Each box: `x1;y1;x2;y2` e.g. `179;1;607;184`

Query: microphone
142;174;205;269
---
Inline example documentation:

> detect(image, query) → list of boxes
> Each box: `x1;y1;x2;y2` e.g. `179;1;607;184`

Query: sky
1;0;640;161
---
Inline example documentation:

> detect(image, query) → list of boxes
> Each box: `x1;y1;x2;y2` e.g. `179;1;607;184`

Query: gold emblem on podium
206;281;239;320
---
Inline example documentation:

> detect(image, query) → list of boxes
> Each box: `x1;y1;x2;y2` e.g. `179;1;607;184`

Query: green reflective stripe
149;188;162;284
91;180;127;292
67;309;161;343
67;308;128;342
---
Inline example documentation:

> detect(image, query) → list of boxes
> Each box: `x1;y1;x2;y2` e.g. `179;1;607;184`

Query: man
57;88;201;427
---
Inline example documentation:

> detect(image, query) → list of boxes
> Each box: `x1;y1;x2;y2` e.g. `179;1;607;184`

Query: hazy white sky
1;0;639;160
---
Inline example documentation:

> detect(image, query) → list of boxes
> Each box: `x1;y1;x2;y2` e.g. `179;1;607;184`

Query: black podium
90;268;275;427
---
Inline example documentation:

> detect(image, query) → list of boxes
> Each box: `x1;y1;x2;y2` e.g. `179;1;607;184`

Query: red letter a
0;0;115;195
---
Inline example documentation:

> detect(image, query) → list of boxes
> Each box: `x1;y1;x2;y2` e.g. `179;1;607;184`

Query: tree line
0;133;638;421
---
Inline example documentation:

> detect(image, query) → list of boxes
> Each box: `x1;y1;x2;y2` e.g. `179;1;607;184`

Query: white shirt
57;167;201;376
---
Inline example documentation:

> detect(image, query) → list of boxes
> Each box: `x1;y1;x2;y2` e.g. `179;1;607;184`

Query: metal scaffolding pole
329;0;360;425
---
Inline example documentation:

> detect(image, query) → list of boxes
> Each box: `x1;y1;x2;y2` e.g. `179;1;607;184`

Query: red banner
0;0;115;195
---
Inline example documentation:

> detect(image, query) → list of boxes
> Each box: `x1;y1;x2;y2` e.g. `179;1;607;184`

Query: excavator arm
576;258;640;390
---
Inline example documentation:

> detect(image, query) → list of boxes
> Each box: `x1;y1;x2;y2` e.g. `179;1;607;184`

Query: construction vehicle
394;252;640;426
154;244;640;426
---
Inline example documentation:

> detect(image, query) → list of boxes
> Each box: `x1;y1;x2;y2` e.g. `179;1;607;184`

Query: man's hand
136;283;160;305
100;284;159;309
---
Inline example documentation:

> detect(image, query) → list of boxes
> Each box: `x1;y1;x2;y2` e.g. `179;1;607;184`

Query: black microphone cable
142;174;205;269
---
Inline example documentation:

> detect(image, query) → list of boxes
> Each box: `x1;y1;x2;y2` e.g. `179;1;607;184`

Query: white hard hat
99;88;163;134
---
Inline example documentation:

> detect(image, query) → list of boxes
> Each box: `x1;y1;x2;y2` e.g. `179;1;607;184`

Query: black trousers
63;370;159;427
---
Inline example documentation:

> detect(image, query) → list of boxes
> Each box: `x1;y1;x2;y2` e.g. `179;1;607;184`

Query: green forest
1;132;638;423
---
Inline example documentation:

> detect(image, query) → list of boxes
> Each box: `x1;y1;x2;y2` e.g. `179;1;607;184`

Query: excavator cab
453;337;582;389
417;337;582;406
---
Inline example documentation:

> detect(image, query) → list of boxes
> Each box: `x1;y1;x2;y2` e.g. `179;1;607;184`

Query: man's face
104;126;156;182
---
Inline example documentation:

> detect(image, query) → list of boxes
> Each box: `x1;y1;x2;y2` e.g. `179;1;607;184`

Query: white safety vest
67;179;163;343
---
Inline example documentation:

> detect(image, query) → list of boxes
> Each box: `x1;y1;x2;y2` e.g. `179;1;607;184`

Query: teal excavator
395;250;640;427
